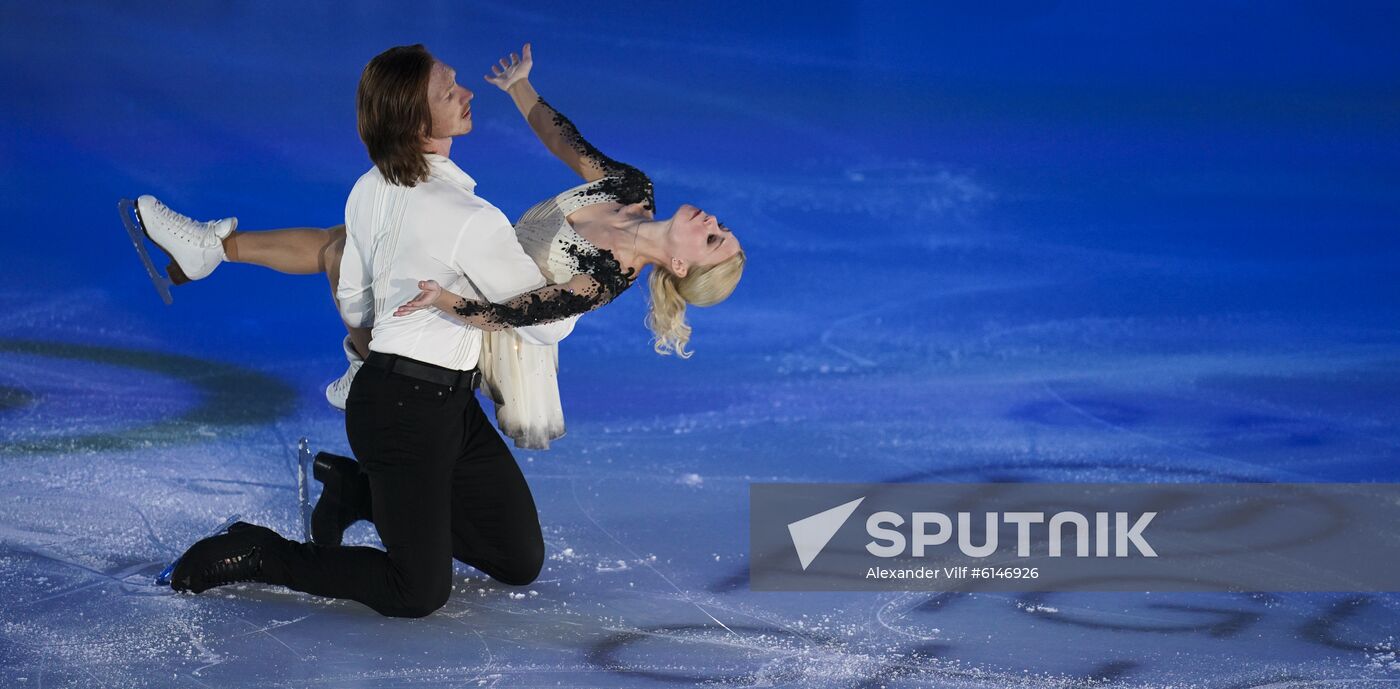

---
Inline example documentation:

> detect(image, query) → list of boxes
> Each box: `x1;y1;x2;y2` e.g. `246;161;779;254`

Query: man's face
425;61;473;140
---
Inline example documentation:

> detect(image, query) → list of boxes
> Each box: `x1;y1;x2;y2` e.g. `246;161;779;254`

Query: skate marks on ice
678;457;1399;686
564;543;1400;686
23;587;1387;689
0;279;1393;685
0;338;295;455
509;458;1398;687
0;491;171;624
1;405;1397;685
865;591;1400;688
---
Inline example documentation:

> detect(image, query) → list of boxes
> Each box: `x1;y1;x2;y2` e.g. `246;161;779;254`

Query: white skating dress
477;171;651;449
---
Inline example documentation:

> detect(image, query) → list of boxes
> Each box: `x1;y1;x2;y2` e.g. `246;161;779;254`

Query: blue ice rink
2;1;1399;687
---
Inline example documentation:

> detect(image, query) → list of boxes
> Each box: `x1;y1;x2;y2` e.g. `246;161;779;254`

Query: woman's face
665;203;741;277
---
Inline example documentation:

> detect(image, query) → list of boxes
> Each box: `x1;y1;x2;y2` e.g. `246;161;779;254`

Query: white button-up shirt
337;154;576;371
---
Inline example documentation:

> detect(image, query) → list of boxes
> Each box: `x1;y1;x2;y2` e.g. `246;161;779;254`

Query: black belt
365;352;480;389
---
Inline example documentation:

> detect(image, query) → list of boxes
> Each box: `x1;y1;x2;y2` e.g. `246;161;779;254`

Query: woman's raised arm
485;44;638;183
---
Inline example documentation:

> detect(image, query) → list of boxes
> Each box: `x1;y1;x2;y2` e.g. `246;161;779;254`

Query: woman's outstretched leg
223;224;343;275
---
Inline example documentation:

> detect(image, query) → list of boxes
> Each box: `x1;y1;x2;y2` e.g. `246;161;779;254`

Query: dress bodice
513;170;655;294
448;170;653;331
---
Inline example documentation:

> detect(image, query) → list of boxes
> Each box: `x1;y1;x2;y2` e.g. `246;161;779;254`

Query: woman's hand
394;280;444;317
484;43;532;92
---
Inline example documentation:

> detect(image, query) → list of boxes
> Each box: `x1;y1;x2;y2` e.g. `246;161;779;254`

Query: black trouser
260;358;545;617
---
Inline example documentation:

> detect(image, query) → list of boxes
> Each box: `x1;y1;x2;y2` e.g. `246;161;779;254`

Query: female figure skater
136;44;746;451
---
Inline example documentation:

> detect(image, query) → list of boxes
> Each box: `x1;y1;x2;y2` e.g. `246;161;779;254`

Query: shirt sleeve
449;206;577;346
336;185;374;328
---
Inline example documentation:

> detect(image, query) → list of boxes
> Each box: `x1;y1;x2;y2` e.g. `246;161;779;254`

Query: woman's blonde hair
646;250;746;358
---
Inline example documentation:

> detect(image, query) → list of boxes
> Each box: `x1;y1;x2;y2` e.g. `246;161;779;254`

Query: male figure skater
169;44;572;617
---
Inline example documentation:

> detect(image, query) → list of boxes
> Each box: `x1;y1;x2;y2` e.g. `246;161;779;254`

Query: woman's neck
591;212;670;274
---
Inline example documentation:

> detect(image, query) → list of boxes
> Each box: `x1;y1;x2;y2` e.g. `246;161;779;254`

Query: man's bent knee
493;541;544;586
377;567;452;618
380;584;451;618
386;598;448;618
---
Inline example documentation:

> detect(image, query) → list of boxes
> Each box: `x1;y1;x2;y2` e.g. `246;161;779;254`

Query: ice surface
2;2;1399;687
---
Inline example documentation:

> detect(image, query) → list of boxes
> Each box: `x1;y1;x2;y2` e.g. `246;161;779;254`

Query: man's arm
450;206;576;345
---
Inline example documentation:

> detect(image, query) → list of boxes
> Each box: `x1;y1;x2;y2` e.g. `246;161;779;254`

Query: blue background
0;2;1397;686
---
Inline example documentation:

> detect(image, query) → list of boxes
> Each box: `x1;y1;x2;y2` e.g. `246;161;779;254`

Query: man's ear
670;257;689;278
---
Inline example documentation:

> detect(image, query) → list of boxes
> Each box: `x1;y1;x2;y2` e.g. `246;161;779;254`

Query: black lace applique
591;169;654;211
452;244;636;329
453;286;604;328
540;97;655;211
565;243;636;297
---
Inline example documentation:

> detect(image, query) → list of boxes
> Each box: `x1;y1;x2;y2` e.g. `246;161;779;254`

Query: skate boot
170;521;283;594
311;452;372;546
134;195;236;283
325;336;364;411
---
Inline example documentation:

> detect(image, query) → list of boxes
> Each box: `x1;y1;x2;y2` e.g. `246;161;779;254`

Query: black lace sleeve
528;97;655;211
448;245;636;329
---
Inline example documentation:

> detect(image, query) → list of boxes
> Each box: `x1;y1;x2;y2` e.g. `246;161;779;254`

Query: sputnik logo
787;497;865;570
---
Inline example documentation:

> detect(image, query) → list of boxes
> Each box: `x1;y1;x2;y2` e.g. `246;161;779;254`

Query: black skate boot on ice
170;521;282;594
311;452;372;546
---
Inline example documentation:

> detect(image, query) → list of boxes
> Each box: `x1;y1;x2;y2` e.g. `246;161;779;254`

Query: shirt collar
425;153;476;193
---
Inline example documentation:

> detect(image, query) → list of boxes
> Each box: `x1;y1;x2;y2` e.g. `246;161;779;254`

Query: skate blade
117;198;175;305
156;513;243;586
297;438;313;543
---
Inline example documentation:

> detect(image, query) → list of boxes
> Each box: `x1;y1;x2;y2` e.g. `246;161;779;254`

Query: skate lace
201;545;262;585
151;201;223;240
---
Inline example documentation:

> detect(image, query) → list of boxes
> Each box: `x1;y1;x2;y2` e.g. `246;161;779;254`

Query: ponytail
645;250;746;357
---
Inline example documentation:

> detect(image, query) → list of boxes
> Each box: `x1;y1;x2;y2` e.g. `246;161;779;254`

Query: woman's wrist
507;79;538;113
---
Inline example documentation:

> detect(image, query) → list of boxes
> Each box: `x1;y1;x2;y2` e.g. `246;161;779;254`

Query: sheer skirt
478;329;565;450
